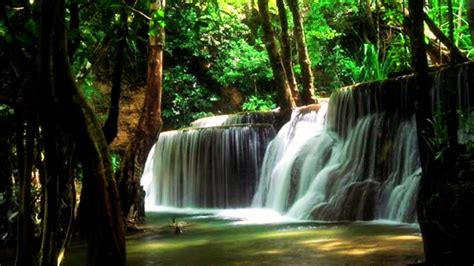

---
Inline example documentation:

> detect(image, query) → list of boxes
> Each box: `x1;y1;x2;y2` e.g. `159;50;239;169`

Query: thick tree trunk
287;0;315;105
408;1;441;263
38;0;126;264
408;0;472;263
276;0;299;105
103;10;128;144
38;0;60;263
257;0;295;113
118;0;165;223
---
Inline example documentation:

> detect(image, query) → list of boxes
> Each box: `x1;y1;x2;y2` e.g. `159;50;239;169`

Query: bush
163;66;219;129
242;95;277;112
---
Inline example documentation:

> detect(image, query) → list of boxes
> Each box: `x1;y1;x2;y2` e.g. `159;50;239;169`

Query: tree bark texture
118;0;165;223
38;0;126;264
276;0;300;105
287;0;316;105
257;0;295;113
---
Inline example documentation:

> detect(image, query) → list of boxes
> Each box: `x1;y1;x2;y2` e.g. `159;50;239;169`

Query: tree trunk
103;9;128;144
276;0;300;105
117;0;165;224
38;0;60;262
287;0;315;105
360;0;377;43
408;0;468;263
257;0;295;113
38;0;126;264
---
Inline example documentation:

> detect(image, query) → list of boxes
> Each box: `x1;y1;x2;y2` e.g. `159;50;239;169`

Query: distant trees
257;0;317;109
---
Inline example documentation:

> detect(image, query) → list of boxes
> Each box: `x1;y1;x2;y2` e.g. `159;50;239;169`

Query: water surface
66;208;424;265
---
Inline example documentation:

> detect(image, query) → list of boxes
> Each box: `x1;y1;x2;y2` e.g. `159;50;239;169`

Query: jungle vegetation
0;0;473;264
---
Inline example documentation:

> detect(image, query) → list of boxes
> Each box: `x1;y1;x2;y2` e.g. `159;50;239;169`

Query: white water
141;122;275;208
251;103;328;212
252;65;473;223
142;64;473;224
253;109;421;222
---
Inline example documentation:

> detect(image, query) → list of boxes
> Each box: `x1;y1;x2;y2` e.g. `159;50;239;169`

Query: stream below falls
65;209;424;265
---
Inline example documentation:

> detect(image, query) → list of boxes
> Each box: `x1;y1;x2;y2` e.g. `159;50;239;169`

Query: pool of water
65;208;424;265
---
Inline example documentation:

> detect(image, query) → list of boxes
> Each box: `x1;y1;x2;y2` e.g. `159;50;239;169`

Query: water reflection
65;210;424;265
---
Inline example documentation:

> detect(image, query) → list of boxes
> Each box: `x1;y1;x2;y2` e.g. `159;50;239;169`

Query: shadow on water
64;210;424;265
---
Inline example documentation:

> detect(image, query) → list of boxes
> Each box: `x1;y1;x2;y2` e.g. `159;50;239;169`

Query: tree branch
423;11;468;63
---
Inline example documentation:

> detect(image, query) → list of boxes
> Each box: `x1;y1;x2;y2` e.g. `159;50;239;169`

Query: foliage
350;43;393;82
426;0;474;58
209;38;273;94
426;109;450;161
111;152;121;173
149;9;166;37
303;0;414;91
242;95;277;112
162;66;219;129
303;0;366;93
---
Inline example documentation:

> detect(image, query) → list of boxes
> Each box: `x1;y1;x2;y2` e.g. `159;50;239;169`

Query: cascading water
142;62;473;224
251;103;328;212
252;98;421;222
253;63;473;223
141;113;276;208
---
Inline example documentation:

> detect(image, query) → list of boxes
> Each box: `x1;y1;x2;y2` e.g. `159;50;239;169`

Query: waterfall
251;103;328;212
141;63;473;223
253;63;474;223
191;112;276;128
252;95;421;222
141;115;276;208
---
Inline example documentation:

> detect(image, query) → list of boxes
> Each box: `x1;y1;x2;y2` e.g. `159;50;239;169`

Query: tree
410;0;474;263
117;0;165;223
287;0;316;104
276;0;300;104
37;0;126;264
257;0;295;113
